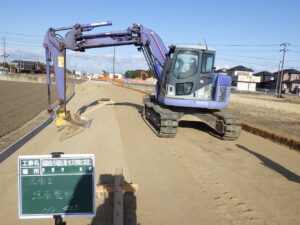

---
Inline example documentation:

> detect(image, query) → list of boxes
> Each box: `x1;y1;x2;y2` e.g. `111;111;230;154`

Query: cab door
160;54;173;97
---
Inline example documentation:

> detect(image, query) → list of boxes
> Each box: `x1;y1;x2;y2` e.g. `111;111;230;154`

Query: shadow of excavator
236;144;300;184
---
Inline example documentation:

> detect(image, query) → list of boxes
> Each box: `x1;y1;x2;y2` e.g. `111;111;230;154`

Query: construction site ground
0;80;72;151
130;84;300;140
0;80;299;225
0;80;57;138
224;93;300;139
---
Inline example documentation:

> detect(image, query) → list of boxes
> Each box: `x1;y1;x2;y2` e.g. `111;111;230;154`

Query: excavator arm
43;21;168;112
43;21;170;141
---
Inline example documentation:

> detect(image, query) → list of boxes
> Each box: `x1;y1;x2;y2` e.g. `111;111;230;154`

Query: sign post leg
54;215;66;225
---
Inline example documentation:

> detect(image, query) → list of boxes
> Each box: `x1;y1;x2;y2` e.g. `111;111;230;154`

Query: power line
213;44;279;47
218;53;300;63
0;31;43;37
5;41;42;48
218;49;279;52
7;37;42;44
216;56;277;67
217;53;279;61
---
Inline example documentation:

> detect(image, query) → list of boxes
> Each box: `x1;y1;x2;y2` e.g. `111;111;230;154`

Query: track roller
214;112;242;140
142;96;178;138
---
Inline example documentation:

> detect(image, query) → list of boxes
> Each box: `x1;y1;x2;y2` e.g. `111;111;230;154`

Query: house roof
228;65;253;72
215;68;228;73
253;71;273;76
272;69;300;75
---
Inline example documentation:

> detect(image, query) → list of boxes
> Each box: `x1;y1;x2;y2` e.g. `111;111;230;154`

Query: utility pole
1;36;9;70
275;61;281;94
19;54;22;73
277;42;289;98
112;46;115;82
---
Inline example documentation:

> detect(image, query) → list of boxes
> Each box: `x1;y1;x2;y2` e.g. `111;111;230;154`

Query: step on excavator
43;21;241;140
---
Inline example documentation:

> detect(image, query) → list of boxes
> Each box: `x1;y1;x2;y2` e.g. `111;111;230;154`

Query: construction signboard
18;154;95;219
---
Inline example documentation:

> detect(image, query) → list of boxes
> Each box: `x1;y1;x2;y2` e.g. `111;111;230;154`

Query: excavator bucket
54;111;92;141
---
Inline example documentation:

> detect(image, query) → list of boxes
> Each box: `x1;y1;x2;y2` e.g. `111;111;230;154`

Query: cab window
201;53;214;73
173;51;199;79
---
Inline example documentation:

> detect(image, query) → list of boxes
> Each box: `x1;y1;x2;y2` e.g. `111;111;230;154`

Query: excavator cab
143;44;240;139
159;45;228;107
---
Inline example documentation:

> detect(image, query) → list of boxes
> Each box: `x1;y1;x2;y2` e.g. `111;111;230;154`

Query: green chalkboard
18;154;95;218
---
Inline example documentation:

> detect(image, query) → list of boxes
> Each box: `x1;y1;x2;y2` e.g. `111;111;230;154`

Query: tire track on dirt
162;133;267;225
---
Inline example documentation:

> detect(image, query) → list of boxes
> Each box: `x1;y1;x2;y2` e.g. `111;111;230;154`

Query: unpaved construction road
0;81;299;225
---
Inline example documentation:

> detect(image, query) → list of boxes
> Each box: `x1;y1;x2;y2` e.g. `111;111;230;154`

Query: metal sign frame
18;154;95;219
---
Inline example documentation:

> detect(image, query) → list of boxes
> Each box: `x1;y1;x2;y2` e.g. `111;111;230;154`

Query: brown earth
1;81;299;225
120;83;300;140
224;93;300;139
1;80;299;153
0;81;57;138
0;80;78;151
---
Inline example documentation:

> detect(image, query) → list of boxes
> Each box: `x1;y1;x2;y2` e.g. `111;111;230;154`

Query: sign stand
51;152;65;158
51;153;66;225
54;215;66;225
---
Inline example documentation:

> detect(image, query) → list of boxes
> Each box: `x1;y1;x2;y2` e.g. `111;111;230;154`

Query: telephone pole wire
277;42;289;98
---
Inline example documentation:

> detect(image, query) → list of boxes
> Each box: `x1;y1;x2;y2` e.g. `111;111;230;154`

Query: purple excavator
43;21;241;140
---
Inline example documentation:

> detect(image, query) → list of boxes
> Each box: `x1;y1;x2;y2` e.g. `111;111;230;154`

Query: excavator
43;21;241;140
140;71;149;80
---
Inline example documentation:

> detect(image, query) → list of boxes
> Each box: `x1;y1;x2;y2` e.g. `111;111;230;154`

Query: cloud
5;47;148;73
215;64;230;70
66;51;148;73
6;47;44;61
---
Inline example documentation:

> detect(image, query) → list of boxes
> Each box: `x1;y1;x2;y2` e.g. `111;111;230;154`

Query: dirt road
0;81;299;225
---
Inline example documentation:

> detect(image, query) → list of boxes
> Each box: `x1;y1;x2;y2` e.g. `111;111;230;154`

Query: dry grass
242;121;300;151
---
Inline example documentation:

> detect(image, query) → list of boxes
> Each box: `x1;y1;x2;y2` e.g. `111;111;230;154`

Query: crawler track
213;111;242;140
143;96;178;138
142;95;241;140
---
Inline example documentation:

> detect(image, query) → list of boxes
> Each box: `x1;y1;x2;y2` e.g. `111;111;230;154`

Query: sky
0;0;300;74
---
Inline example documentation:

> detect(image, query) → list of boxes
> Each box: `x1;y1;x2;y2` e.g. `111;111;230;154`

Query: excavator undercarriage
142;95;241;140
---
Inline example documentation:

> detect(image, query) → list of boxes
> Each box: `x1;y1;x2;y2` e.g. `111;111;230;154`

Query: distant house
275;69;300;94
253;71;276;90
227;65;260;91
75;71;82;76
109;73;123;79
253;71;275;82
0;66;8;74
227;65;254;76
11;60;44;74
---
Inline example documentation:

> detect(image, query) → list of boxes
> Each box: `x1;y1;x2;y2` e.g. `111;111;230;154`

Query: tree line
124;69;154;79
